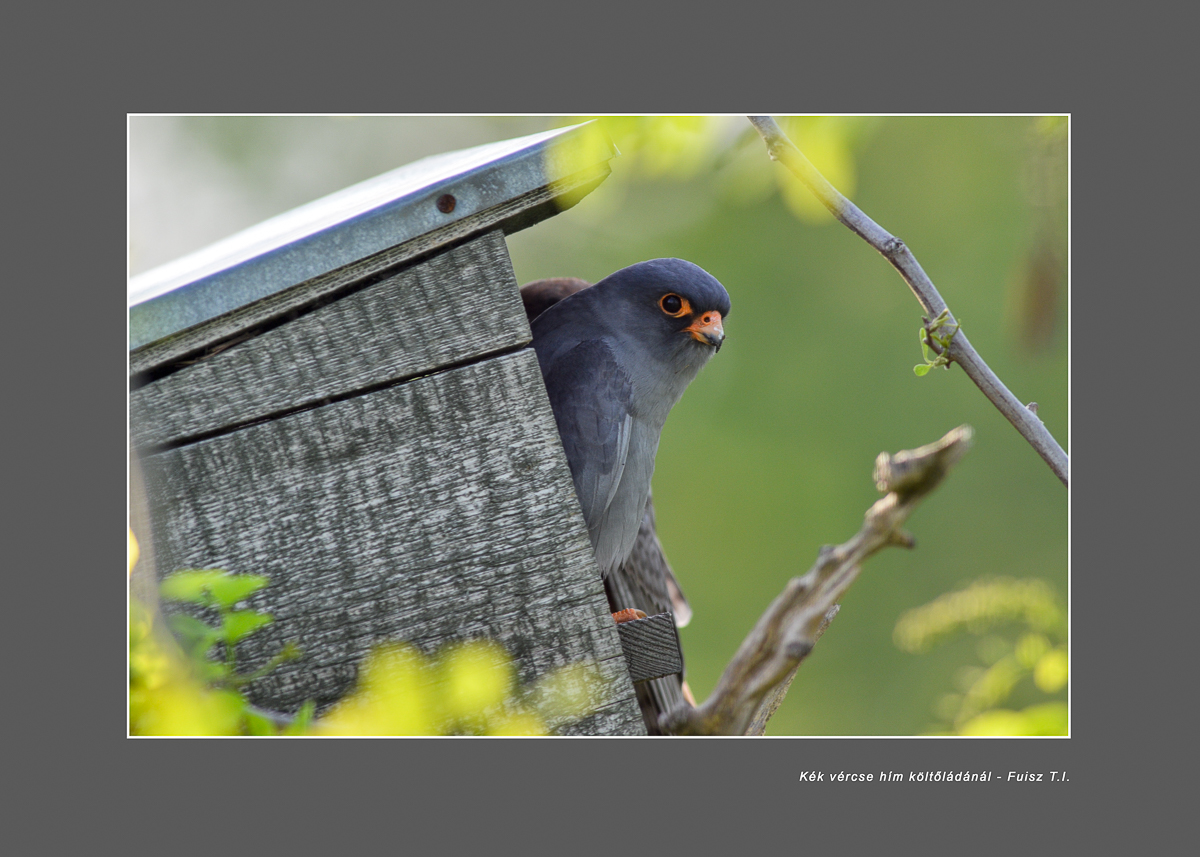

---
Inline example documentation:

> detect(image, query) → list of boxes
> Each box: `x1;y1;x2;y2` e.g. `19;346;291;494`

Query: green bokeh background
129;115;1068;735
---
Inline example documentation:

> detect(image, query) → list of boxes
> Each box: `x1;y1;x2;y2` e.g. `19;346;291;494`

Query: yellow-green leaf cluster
895;577;1067;736
894;577;1065;653
316;639;605;736
129;599;245;735
130;525;607;736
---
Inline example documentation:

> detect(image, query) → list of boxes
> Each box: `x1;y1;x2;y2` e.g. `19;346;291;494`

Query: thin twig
747;116;1068;487
661;425;973;736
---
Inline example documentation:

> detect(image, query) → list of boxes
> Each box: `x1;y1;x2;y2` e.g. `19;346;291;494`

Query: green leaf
277;641;302;659
222;610;274;645
168;613;220;657
159;569;230;606
205;574;270;610
244;709;276;736
914;364;931;376
195;658;229;684
159;570;269;609
285;700;317;735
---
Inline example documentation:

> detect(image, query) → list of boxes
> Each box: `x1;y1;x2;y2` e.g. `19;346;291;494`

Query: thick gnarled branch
747;116;1068;487
661;425;973;736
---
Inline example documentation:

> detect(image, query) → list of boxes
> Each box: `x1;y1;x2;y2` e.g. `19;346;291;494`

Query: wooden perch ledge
660;425;974;736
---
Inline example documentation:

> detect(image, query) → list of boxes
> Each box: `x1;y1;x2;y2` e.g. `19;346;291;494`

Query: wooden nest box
129;123;688;735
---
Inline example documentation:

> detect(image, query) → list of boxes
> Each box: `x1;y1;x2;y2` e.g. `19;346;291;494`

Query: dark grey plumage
529;259;730;578
523;261;729;732
523;276;693;624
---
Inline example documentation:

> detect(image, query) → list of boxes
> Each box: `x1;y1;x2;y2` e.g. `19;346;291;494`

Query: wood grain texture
131;231;526;450
129;165;609;377
141;349;645;734
616;613;684;682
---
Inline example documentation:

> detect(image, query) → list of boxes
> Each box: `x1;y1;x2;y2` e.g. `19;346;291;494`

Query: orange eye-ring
659;293;690;317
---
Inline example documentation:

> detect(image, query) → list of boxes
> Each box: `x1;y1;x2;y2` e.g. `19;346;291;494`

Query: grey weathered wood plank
141;348;645;734
131;231;525;450
616;613;684;683
129;161;609;377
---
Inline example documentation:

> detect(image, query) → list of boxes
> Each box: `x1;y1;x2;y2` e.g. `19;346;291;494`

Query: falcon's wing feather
542;338;634;538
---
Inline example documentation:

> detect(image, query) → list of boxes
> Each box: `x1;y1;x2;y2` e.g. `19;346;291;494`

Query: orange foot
612;608;648;624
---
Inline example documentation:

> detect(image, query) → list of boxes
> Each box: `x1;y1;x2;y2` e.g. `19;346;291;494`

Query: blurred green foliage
130;115;1068;735
894;578;1067;735
129;533;604;736
314;640;605;736
130;555;313;735
158;569;292;684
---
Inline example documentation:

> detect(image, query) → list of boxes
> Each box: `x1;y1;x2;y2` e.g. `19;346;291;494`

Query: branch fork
661;426;973;735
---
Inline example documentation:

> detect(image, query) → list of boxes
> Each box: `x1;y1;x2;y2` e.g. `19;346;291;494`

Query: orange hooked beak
685;310;725;350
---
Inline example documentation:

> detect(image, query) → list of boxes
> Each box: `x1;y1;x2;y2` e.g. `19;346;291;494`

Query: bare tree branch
661;425;973;736
747;116;1068;487
742;604;838;736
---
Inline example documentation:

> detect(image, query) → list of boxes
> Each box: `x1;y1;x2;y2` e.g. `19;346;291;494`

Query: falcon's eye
659;294;689;317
